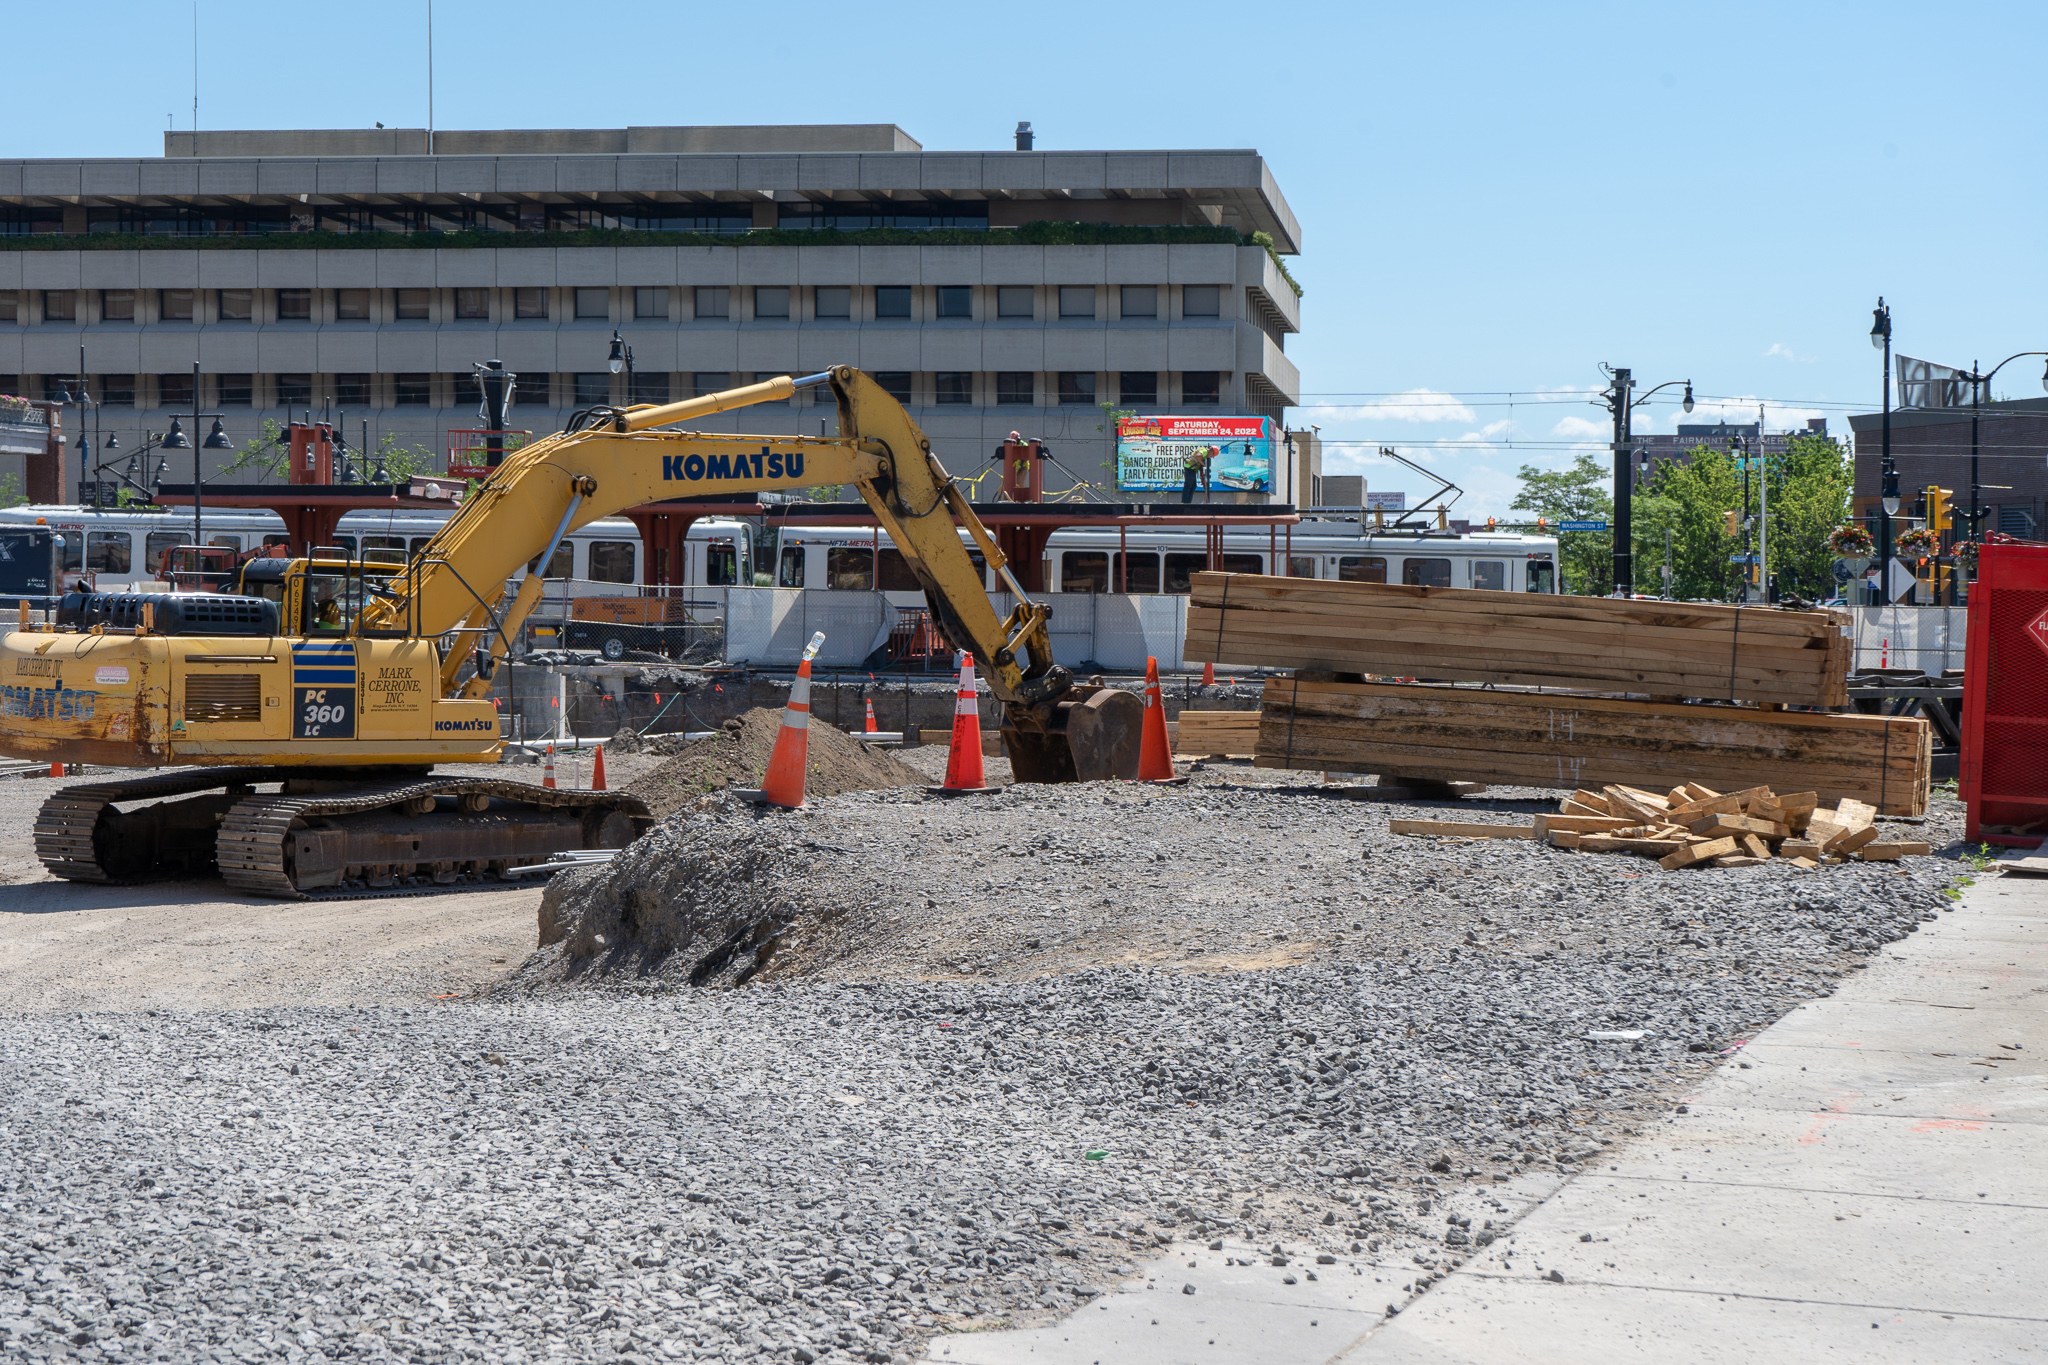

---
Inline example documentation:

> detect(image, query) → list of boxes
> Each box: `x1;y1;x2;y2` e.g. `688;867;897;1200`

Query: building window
275;374;313;407
394;289;430;321
633;288;669;320
875;286;913;319
573;372;611;406
0;292;16;323
218;374;253;406
98;374;136;406
1057;287;1095;319
512;287;548;320
454;288;490;320
157;372;195;408
693;372;730;398
277;289;312;321
43;290;77;322
588;541;636;585
629;372;670;405
1119;371;1158;406
813;286;851;319
874;372;913;402
750;374;788;405
692;287;729;320
40;376;68;403
2001;506;2037;536
1182;371;1221;405
514;373;550;406
937;286;972;319
754;286;790;319
936;372;973;404
572;288;610;320
394;373;432;406
996;372;1034;405
1182;285;1221;317
996;286;1034;318
336;289;371;321
101;290;137;323
1120;285;1157;318
216;289;253;322
333;373;370;406
1057;372;1096;405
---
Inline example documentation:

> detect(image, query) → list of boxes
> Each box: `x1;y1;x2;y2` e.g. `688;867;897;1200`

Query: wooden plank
1738;833;1773;859
1711;855;1771;867
1251;678;1929;815
1186;573;1849;706
1661;836;1740;870
1834;799;1877;832
1389;820;1535;839
1548;829;1584;849
1779;839;1824;860
1825;825;1882;855
1533;815;1646;835
1859;841;1932;860
1581;835;1687;856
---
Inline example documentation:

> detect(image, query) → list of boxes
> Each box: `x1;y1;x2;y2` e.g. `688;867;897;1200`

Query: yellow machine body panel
0;629;499;768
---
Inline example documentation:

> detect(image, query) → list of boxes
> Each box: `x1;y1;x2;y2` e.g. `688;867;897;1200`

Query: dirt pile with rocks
621;707;925;820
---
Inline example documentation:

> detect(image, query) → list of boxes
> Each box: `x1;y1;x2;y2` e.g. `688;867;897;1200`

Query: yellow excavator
0;367;1142;897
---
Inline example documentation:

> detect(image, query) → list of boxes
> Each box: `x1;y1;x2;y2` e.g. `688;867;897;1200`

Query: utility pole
1871;299;1895;606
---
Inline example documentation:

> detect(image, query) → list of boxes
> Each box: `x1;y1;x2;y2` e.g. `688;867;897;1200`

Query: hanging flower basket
1895;526;1940;556
1954;539;1979;573
1827;525;1873;557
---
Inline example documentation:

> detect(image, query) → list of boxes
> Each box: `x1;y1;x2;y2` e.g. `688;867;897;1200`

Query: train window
1113;552;1159;593
57;535;81;572
208;535;242;553
1527;559;1555;594
146;531;182;576
86;532;132;575
409;537;434;557
706;539;739;586
777;545;805;588
589;541;636;584
1402;558;1452;587
1473;560;1506;591
968;549;987;586
535;543;572;578
1338;556;1386;583
362;535;406;554
875;548;922;592
1288;556;1316;579
331;536;357;556
1062;551;1110;593
826;547;873;590
1221;553;1263;575
1163;552;1209;593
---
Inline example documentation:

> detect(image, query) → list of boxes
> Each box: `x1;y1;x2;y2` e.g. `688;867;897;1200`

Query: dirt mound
623;708;926;821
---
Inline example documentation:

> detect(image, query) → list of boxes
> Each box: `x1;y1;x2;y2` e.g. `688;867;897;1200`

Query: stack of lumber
1175;710;1261;759
1257;677;1931;816
1185;572;1851;707
1392;781;1932;868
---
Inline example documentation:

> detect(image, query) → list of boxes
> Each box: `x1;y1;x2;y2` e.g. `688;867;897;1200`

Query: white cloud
1551;414;1608;439
1764;342;1813;363
1300;389;1476;424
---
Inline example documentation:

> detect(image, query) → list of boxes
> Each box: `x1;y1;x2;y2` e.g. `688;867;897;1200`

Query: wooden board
1175;710;1261;758
1388;820;1535;839
1252;677;1930;816
1185;572;1851;708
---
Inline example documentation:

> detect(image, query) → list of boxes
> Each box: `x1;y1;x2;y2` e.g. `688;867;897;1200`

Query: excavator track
36;770;650;900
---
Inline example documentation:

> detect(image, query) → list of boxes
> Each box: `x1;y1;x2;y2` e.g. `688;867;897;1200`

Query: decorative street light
1599;367;1694;595
1870;299;1896;605
1955;350;2048;556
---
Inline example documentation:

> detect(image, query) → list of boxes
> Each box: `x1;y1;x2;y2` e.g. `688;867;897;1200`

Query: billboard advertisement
1365;491;1406;511
1116;415;1272;494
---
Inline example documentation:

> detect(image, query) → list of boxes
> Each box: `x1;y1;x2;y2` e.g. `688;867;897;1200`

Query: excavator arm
362;366;1137;782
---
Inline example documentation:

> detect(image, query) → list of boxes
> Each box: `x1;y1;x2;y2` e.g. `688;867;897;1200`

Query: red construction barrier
1961;533;2048;844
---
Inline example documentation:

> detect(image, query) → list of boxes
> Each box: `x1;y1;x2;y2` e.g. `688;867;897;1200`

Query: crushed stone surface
623;709;926;821
0;755;1978;1364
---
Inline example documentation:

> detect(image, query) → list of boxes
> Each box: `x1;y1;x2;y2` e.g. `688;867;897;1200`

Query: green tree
1510;452;1612;595
217;420;439;485
1633;433;1851;602
0;473;24;508
1763;433;1853;600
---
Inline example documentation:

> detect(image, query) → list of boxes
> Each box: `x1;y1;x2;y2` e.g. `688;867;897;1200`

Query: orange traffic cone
591;745;607;791
1138;656;1180;783
738;630;826;807
542;744;557;789
931;657;997;794
863;698;879;734
47;761;62;779
1202;661;1215;687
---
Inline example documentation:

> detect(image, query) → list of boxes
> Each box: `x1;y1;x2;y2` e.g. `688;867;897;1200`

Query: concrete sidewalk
919;860;2047;1365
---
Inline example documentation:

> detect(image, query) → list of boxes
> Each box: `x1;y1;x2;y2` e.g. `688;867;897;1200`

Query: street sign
1728;554;1760;564
1559;520;1608;532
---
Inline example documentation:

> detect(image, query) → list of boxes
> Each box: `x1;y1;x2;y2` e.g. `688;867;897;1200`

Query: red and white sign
2028;606;2048;656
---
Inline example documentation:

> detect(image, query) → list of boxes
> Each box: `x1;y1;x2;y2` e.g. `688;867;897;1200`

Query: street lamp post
1957;350;2048;565
608;331;634;402
1601;367;1694;595
1870;300;1897;605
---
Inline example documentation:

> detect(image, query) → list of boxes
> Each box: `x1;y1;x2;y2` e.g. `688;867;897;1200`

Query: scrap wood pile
1392;781;1932;870
1185;572;1852;707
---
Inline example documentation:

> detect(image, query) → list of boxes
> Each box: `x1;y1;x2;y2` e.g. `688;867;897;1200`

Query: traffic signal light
1722;509;1741;537
1927;486;1952;535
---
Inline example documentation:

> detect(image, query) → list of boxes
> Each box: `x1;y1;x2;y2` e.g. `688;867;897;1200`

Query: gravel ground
0;757;1979;1364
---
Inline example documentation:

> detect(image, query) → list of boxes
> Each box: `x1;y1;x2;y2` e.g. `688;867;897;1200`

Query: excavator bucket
1000;686;1145;785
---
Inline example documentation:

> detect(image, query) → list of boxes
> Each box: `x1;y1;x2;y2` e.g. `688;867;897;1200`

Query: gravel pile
624;711;926;822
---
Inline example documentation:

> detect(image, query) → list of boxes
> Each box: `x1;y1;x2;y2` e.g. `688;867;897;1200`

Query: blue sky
8;1;2043;516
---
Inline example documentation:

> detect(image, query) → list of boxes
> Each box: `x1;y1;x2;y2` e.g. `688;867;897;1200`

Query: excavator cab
162;544;241;594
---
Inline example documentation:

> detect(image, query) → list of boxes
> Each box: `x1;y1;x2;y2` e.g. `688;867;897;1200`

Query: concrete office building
0;124;1302;501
